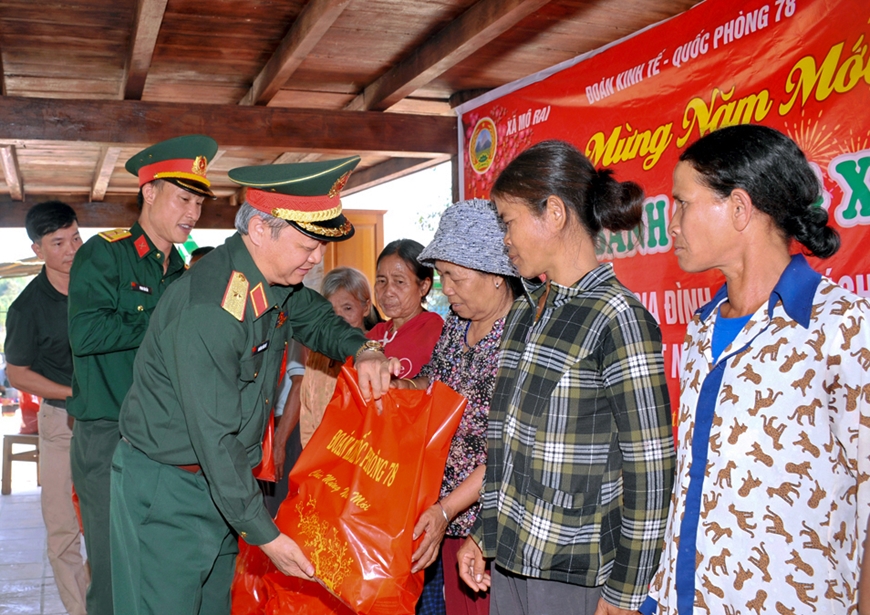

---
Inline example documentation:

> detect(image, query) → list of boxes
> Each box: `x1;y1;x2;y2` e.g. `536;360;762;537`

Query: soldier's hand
260;533;315;579
356;353;401;410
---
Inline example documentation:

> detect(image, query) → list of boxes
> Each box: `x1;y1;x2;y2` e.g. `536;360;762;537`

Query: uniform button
137;305;144;312
240;531;247;538
265;399;270;406
253;371;259;378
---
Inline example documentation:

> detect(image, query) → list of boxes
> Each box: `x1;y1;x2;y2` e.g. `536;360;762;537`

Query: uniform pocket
238;353;264;385
119;284;159;315
139;464;167;525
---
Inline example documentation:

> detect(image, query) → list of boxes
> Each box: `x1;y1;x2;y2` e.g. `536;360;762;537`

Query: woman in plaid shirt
457;140;675;615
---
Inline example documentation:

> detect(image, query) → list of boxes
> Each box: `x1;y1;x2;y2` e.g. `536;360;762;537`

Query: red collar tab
134;235;150;258
249;282;269;319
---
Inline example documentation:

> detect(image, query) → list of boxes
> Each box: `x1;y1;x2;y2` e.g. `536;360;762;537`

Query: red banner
458;0;870;408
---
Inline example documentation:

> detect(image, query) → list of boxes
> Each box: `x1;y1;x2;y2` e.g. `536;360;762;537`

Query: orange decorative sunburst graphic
837;127;870;156
784;110;843;167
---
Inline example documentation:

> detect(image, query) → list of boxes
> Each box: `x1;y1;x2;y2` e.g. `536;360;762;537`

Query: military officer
67;135;218;615
110;156;399;615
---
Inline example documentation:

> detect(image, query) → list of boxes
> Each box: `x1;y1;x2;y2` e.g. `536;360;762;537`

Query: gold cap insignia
328;171;351;199
192;155;208;177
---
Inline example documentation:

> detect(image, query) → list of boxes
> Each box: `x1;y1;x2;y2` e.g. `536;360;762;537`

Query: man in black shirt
5;201;88;615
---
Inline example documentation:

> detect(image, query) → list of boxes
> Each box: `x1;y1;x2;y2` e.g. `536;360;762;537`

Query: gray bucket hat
418;198;517;278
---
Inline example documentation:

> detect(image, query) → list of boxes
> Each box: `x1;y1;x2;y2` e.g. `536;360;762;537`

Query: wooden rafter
0;145;23;201
240;0;353;106
271;152;323;164
0;46;6;97
345;0;552;112
0;96;456;157
228;188;245;207
344;155;451;194
210;150;227;166
0;193;240;229
90;146;122;202
123;0;170;100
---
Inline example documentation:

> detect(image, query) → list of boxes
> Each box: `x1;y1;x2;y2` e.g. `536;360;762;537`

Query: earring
495;280;501;289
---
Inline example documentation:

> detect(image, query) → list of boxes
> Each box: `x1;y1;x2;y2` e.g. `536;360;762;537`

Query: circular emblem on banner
469;117;497;174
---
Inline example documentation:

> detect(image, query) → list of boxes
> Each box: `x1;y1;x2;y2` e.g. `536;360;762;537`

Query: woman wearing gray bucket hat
394;198;520;615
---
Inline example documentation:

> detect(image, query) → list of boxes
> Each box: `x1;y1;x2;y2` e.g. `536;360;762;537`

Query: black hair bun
586;168;644;233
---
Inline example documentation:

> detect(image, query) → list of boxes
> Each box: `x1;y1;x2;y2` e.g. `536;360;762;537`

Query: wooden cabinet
322;209;385;290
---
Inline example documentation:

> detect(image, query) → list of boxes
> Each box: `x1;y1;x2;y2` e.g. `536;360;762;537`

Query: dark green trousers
110;439;238;615
71;418;121;615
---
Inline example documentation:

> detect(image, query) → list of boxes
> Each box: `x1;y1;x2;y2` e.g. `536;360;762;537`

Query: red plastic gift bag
252;340;290;483
232;538;353;615
231;539;275;615
19;391;39;434
252;408;276;482
231;366;466;615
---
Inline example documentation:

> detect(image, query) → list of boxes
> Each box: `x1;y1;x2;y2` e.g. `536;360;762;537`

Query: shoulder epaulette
221;271;249;321
98;228;132;242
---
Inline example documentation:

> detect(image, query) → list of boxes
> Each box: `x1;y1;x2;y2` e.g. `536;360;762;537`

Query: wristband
401;378;418;390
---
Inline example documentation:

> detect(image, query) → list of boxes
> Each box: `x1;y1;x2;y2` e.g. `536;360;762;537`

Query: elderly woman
368;239;443;379
297;266;377;448
394;199;519;615
266;268;380;516
457;140;675;615
642;124;869;614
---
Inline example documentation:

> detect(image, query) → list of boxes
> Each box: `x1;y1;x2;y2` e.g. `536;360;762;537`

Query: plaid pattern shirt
471;263;675;610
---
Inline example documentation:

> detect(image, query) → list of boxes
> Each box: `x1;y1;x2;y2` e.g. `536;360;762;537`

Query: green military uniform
67;135;217;615
110;156;368;615
68;223;185;615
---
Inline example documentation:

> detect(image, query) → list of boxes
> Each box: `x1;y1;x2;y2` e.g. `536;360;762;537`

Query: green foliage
414;195;452;234
415;197;452;317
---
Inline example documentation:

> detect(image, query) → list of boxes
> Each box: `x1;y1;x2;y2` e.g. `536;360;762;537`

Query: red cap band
246;189;341;223
137;157;210;187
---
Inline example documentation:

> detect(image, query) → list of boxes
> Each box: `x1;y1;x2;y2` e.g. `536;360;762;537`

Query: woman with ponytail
642;124;869;615
456;140;675;615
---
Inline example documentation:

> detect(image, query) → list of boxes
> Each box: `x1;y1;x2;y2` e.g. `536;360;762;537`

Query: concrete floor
1;411;70;615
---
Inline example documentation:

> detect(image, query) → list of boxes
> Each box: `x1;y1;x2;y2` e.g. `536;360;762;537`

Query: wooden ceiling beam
90;146;122;202
0;45;6;96
346;0;551;112
122;0;170;100
0;96;456;156
271;152;323;164
0;145;24;201
228;188;245;207
0;193;239;229
240;0;352;106
210;149;227;166
343;155;451;194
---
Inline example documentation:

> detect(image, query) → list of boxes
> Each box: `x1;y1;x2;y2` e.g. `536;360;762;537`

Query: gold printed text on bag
296;496;353;593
